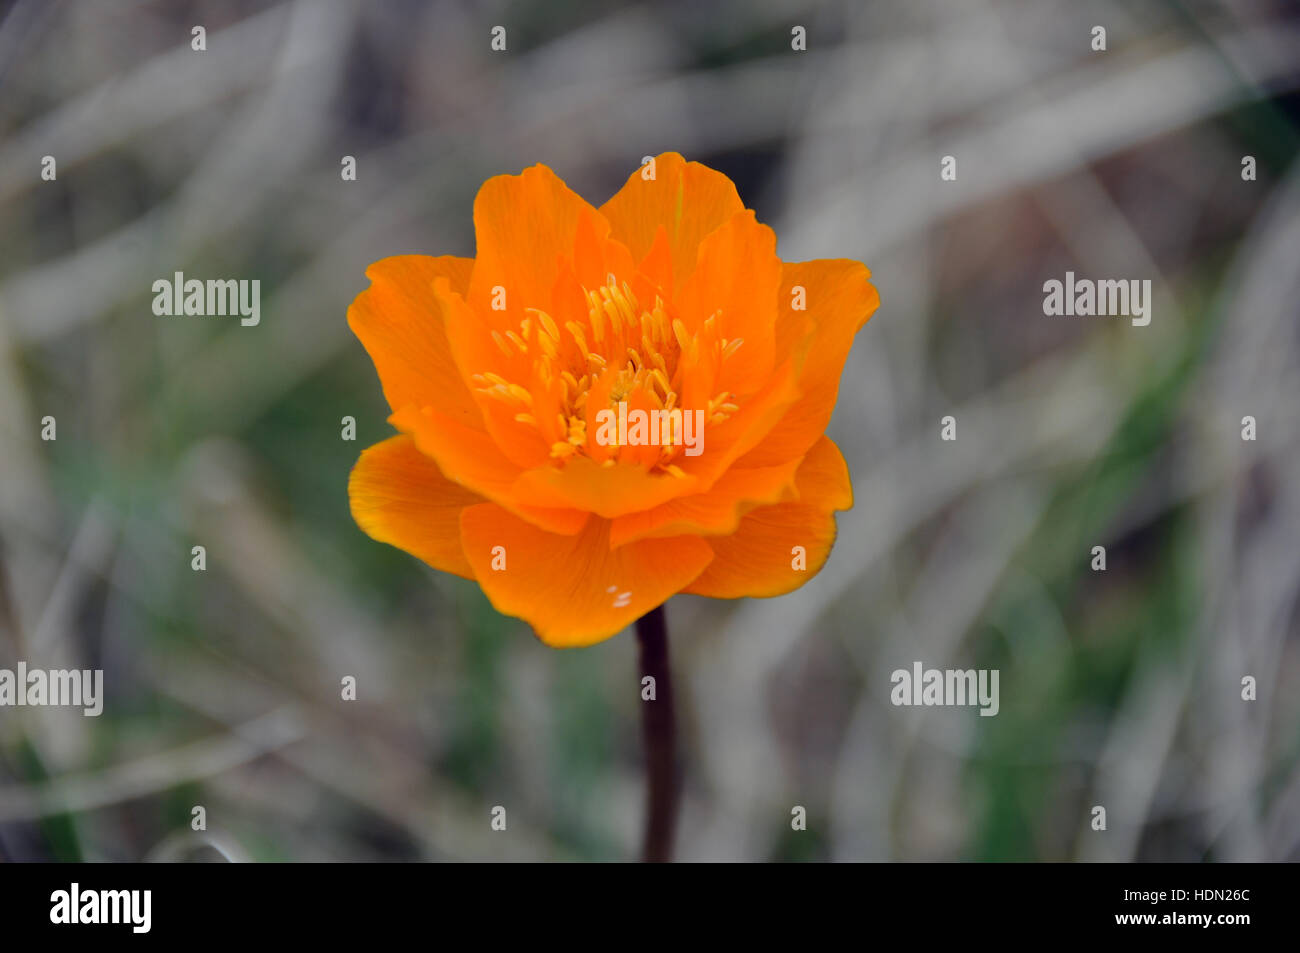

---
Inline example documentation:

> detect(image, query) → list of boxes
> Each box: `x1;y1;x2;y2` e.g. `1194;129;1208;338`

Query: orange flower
348;153;879;646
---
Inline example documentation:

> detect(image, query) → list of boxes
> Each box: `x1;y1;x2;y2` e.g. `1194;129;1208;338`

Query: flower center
472;276;742;471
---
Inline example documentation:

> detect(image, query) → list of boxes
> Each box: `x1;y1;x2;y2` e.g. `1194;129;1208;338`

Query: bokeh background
1;0;1299;862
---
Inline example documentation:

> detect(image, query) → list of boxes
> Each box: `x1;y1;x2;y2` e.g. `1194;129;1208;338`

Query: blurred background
1;0;1298;862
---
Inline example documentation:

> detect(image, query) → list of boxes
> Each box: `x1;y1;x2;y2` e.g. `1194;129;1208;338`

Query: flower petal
737;259;879;467
791;434;854;511
682;436;852;598
460;504;713;647
673;353;803;489
676;210;780;397
608;453;804;548
466;163;603;319
347;255;479;421
391;404;589;536
348;435;482;579
599;152;746;289
434;278;554;469
509;454;705;519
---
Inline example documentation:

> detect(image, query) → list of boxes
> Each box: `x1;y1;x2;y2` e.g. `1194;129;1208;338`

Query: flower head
348;153;879;646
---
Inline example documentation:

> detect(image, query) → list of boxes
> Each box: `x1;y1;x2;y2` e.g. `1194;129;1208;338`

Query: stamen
473;274;748;471
566;321;589;355
535;309;561;342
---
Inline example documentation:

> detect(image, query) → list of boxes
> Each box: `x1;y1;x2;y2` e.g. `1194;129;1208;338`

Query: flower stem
635;604;678;863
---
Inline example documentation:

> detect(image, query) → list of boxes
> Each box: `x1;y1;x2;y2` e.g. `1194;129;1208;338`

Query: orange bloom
348;153;879;646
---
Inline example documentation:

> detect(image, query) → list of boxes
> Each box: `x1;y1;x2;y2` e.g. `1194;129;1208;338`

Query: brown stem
635;604;678;863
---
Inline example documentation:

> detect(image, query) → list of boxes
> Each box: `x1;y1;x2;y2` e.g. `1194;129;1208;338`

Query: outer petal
347;255;479;421
349;435;482;579
599;152;746;289
391;404;589;536
460;504;713;647
683;436;852;598
789;434;854;511
466;163;603;319
608;453;804;548
737;259;879;468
